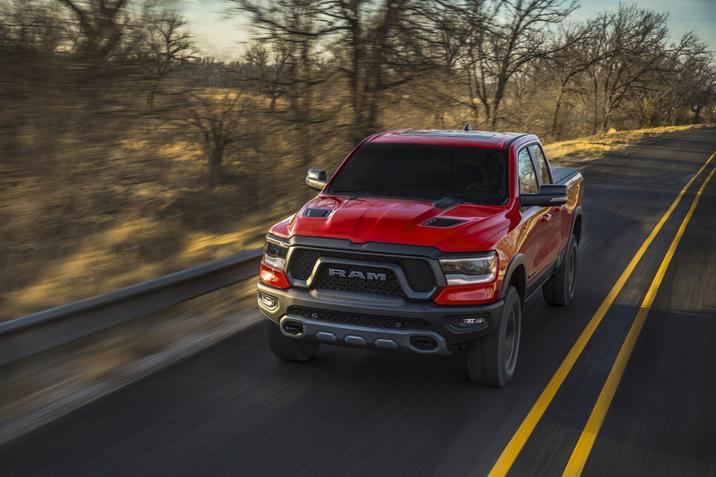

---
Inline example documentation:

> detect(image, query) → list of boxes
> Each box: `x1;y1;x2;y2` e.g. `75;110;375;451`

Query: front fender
499;253;527;300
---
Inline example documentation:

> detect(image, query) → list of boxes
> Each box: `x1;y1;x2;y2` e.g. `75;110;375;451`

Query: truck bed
552;166;580;184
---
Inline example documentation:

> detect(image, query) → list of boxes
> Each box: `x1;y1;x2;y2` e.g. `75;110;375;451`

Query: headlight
439;252;497;285
263;238;288;270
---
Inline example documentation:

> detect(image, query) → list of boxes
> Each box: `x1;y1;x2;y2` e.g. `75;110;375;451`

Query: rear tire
267;321;319;362
543;238;578;306
467;286;522;387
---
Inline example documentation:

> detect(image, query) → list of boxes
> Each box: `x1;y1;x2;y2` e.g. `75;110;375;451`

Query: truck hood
271;195;512;252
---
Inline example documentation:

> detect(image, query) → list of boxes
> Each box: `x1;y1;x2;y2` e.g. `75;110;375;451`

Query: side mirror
305;168;327;191
520;184;568;207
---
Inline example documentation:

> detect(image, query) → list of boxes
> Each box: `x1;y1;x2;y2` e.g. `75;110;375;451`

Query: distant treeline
1;0;714;177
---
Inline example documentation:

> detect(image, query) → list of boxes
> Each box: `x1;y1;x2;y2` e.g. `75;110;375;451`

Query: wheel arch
500;254;527;303
570;206;583;245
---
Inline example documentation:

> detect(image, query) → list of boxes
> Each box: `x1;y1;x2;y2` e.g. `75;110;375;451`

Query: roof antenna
464;123;472;131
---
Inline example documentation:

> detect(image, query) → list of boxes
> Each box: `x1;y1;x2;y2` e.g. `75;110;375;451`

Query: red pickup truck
257;130;583;386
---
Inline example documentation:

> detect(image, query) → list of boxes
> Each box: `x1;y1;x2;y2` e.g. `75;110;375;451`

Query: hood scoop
303;207;332;218
422;217;467;228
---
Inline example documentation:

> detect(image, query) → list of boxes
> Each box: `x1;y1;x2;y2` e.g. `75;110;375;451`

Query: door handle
540;213;552;223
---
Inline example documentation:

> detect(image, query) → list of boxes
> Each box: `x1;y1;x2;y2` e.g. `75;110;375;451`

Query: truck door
517;147;554;283
528;143;564;267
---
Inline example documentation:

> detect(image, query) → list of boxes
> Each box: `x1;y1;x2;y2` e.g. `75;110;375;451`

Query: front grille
287;248;436;292
313;264;402;296
288;307;431;331
288;249;322;279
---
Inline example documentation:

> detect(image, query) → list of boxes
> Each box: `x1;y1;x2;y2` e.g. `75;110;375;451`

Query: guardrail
0;248;263;367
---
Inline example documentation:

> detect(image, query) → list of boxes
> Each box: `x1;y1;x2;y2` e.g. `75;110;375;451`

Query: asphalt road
2;128;715;477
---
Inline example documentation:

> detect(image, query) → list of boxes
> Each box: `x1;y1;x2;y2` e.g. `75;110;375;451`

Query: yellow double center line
488;151;716;477
562;163;716;476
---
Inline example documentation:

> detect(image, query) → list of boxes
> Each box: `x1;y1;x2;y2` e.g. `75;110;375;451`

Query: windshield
327;143;509;205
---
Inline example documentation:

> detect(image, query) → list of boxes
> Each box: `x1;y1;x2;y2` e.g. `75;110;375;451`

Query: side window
518;148;538;194
528;144;552;184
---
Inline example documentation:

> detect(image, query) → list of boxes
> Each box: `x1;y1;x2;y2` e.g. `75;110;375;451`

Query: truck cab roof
370;129;535;150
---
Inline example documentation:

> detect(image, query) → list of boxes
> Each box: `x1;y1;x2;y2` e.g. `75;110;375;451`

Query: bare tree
56;0;129;62
183;87;254;182
682;54;716;124
446;0;579;129
662;34;714;125
547;22;608;138
243;40;292;113
329;0;437;141
584;6;672;132
133;6;195;108
1;0;69;53
418;1;483;127
228;0;339;166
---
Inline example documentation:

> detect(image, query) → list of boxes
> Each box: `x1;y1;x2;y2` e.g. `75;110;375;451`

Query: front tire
267;321;319;362
543;238;578;306
467;286;522;387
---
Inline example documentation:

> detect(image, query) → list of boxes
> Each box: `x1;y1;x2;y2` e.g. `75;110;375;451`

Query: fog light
258;292;278;310
450;315;488;330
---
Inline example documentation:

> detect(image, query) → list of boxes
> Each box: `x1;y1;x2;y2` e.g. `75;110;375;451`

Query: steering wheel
461;183;500;201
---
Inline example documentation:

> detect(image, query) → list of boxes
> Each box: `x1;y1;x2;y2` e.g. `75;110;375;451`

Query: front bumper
257;283;504;354
280;314;451;354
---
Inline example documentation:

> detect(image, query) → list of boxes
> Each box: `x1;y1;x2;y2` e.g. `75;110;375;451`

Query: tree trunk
296;38;313;168
364;52;381;136
599;101;612;132
347;8;365;145
465;70;480;127
692;105;702;124
489;70;510;130
489;101;499;130
488;81;506;130
208;145;224;184
551;86;565;139
590;73;599;135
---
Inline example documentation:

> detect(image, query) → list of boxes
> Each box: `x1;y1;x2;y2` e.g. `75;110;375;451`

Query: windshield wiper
433;196;464;210
330;189;373;199
331;190;464;208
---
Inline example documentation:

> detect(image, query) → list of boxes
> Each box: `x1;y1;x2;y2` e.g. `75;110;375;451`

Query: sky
180;0;716;60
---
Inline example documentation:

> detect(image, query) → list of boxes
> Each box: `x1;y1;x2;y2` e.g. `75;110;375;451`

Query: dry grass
2;206;283;320
544;124;712;164
0;119;299;321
